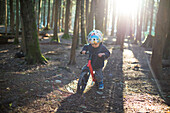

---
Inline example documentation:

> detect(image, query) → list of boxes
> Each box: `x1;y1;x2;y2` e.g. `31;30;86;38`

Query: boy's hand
81;51;86;54
98;53;105;57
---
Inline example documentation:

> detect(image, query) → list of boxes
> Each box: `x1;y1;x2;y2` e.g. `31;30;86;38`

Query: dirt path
56;38;170;112
0;35;170;112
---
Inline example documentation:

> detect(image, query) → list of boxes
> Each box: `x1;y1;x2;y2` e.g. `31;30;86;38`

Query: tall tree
62;0;66;30
135;0;144;45
103;0;108;35
51;0;55;28
53;0;60;42
45;0;50;29
149;0;154;36
87;0;95;34
5;0;7;35
143;0;149;32
81;0;87;45
10;0;14;33
86;0;89;33
163;1;170;61
95;0;105;32
58;0;62;32
14;0;19;44
116;14;127;50
68;0;81;65
111;0;116;36
37;0;42;36
64;0;71;35
43;0;46;27
0;0;5;25
151;0;169;79
21;17;26;54
20;0;47;64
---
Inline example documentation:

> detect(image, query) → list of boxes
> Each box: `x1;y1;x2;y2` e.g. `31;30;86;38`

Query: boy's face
91;43;100;48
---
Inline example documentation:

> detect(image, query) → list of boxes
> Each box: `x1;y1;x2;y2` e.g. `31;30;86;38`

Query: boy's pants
94;68;103;82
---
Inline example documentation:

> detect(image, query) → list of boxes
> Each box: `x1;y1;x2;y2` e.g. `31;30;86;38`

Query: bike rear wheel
77;72;89;94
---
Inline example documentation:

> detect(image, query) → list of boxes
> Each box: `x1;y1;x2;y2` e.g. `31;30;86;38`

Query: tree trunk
14;0;19;44
64;0;71;34
5;0;7;35
37;0;42;36
20;0;47;64
151;0;169;79
149;0;154;35
95;0;105;32
0;0;5;25
10;0;14;33
163;3;170;60
86;0;89;33
68;0;81;65
163;32;170;60
50;0;55;28
43;0;46;27
87;0;95;34
68;1;73;31
45;0;50;29
143;0;149;32
58;0;62;32
62;0;65;30
116;15;126;50
21;17;26;54
111;0;116;36
136;0;144;45
53;0;60;42
103;0;108;35
81;0;87;46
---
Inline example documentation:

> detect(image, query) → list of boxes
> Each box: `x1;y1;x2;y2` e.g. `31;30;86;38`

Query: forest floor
0;31;170;112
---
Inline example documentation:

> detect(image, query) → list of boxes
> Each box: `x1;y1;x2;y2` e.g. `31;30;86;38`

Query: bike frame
86;56;96;82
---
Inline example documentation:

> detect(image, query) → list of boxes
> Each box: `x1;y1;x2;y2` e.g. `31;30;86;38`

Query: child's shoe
98;81;104;89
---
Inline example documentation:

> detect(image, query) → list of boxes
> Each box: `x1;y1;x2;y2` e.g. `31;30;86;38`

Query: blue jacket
82;43;110;70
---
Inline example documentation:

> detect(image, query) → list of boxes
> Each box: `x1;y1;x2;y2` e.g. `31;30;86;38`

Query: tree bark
14;0;19;44
45;0;50;29
149;0;154;35
10;0;14;33
163;2;170;60
37;0;42;36
87;0;95;34
43;0;46;27
111;0;116;36
81;0;87;45
51;0;55;28
95;0;105;32
136;0;144;45
151;0;169;79
64;0;71;34
58;0;62;32
86;0;89;33
0;0;5;25
62;0;66;30
103;0;108;35
53;0;60;42
20;0;47;64
68;0;81;65
5;0;7;35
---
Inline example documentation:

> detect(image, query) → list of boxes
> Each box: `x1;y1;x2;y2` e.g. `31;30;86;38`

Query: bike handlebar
80;51;89;54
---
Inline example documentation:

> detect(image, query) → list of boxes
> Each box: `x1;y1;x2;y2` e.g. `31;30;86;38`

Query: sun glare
116;0;139;15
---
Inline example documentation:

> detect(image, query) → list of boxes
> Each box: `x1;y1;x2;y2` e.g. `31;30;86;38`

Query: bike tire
77;72;89;94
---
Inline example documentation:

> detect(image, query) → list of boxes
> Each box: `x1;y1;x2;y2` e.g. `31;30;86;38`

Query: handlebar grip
80;51;89;54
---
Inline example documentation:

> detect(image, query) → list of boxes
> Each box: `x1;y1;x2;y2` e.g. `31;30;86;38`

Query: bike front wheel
77;72;89;94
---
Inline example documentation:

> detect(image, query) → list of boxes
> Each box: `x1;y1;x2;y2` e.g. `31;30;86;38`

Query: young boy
81;30;110;89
